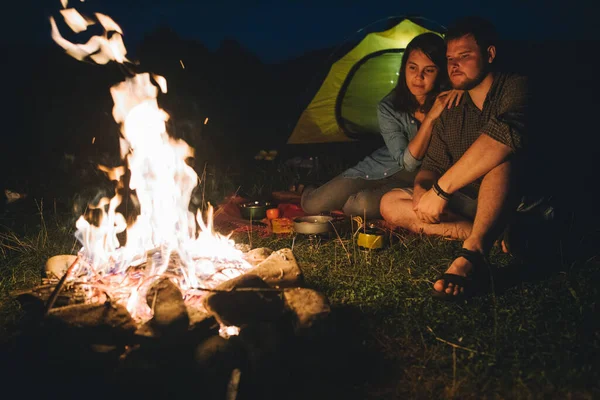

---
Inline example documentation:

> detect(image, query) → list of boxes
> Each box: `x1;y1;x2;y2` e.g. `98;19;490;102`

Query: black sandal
431;248;490;301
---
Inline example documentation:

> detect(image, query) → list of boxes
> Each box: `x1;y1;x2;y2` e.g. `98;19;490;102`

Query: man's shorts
392;187;478;220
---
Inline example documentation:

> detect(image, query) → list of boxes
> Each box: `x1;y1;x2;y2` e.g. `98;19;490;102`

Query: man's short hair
445;16;498;55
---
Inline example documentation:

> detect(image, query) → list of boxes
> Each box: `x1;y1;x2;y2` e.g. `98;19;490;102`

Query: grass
0;161;598;399
238;228;599;399
0;201;79;337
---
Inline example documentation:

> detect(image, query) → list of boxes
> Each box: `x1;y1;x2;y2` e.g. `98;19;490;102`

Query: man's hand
414;189;448;224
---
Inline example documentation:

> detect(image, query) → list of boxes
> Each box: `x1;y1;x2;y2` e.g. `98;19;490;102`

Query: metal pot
239;201;272;220
293;215;334;235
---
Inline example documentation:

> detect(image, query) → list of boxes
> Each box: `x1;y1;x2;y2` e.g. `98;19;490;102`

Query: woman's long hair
393;32;448;115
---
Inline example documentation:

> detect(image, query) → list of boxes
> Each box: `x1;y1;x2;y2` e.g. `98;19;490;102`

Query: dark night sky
5;0;598;63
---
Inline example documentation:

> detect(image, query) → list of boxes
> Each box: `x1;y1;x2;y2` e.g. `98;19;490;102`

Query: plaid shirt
421;72;528;197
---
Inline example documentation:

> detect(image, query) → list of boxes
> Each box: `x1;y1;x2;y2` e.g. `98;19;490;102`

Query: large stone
204;274;285;326
186;303;213;327
284;288;331;332
234;321;292;398
47;302;135;329
194;335;244;370
46;302;137;343
246;248;303;288
146;278;190;335
193;336;246;399
44;254;78;279
242;247;273;267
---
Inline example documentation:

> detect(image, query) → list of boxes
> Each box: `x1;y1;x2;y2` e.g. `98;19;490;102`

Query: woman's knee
300;187;321;214
342;191;380;218
380;190;413;222
379;192;395;220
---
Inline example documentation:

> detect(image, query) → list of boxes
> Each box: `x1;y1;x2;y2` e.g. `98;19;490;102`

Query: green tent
287;18;441;144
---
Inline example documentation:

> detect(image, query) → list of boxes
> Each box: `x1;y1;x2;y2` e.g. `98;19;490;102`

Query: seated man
380;16;529;300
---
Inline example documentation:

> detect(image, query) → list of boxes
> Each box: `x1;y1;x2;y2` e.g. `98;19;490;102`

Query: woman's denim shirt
343;91;421;180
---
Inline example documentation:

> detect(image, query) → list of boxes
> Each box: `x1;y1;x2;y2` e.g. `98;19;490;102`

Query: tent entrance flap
336;49;404;139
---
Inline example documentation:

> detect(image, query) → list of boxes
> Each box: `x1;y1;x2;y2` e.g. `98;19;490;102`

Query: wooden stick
192;286;284;293
225;368;241;400
426;326;488;355
9;284;57;297
44;256;80;316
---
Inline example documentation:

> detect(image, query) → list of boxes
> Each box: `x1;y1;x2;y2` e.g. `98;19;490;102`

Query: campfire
8;3;331;397
50;3;260;326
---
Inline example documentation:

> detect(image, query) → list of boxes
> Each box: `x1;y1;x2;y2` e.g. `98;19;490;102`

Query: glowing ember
50;3;253;323
219;325;241;338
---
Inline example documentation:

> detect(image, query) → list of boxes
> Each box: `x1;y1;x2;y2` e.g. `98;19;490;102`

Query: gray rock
146;278;189;335
44;254;78;279
242;247;273;267
46;302;137;344
204;274;285;326
194;336;245;399
47;302;135;330
284;288;331;333
246;248;304;288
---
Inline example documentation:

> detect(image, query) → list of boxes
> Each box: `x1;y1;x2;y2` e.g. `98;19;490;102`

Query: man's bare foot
433;255;474;296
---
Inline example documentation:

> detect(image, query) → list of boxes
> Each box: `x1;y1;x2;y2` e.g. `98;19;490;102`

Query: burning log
24;245;328;337
11;280;84;308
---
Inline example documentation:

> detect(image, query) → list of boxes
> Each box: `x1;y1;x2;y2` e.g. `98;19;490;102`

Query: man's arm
436;134;512;194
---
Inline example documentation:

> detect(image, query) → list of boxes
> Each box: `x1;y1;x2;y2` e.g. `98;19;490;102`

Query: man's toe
433;279;446;293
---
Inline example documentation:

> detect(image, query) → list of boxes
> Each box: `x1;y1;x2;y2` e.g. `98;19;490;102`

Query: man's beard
452;62;490;90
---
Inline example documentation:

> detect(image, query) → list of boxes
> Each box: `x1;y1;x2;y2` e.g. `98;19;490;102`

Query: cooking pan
239;201;272;220
293;215;334;234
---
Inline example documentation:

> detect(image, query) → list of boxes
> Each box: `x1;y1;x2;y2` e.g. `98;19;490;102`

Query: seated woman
300;33;461;220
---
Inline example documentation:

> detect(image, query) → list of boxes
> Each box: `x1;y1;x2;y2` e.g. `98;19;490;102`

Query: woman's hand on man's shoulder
426;90;464;122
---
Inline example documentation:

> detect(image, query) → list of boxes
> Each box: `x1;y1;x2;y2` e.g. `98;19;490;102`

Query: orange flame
51;2;252;322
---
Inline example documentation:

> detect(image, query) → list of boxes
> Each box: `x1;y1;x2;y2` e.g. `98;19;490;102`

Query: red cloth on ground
211;197;303;237
277;203;305;219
